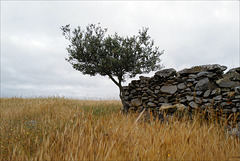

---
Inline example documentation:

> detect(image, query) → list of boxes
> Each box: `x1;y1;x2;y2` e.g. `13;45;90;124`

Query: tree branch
108;74;124;100
108;75;120;87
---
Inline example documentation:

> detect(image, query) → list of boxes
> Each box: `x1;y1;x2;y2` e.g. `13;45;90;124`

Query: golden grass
0;97;239;161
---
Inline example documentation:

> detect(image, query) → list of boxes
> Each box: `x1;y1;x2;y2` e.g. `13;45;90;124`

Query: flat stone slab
177;83;186;90
155;68;177;78
147;102;156;107
189;101;198;108
211;88;221;96
204;90;211;98
178;64;227;76
131;98;141;107
160;85;177;94
159;104;187;113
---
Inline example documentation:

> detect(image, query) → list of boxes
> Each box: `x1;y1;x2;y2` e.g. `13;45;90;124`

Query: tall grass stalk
0;98;239;160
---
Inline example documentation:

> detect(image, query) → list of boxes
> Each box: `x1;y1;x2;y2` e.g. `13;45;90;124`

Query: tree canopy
61;23;164;100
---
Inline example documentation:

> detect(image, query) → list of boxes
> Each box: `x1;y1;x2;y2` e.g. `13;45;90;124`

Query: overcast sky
1;1;239;99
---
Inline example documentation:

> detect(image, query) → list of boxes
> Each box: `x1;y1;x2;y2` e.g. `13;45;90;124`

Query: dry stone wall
122;64;240;121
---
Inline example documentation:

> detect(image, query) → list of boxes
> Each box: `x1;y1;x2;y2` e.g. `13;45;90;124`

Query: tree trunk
118;84;124;100
108;74;130;114
118;85;130;114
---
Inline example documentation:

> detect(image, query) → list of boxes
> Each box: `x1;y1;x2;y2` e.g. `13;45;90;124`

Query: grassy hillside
0;98;239;160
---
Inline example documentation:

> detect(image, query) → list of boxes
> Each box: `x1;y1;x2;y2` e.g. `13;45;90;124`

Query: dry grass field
0;97;239;161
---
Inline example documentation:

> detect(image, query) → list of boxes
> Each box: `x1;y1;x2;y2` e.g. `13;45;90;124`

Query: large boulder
216;77;237;88
224;67;240;81
227;67;240;74
195;78;216;91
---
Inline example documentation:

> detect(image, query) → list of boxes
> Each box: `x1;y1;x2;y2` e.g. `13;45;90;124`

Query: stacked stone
122;64;240;121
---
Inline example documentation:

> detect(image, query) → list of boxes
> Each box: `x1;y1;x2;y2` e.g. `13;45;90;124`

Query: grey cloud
1;1;239;99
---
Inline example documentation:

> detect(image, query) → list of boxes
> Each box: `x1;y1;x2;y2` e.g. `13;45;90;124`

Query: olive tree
61;23;164;102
